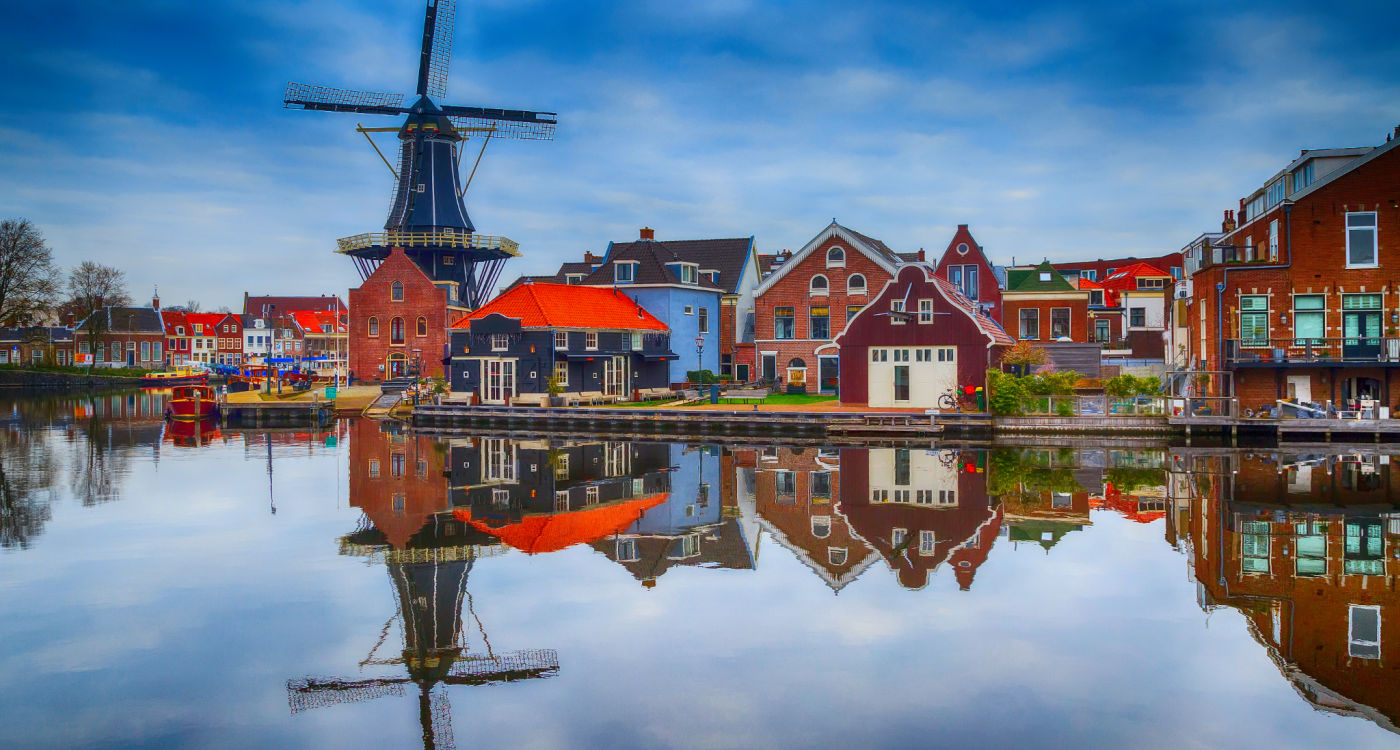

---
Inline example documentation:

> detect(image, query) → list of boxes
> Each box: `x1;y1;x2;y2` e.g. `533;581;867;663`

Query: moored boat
166;384;220;420
141;367;208;387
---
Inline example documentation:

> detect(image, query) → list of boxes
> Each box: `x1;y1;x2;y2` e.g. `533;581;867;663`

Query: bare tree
0;219;59;326
65;262;131;370
183;299;202;313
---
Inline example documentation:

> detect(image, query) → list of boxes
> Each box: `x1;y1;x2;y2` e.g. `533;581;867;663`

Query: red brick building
1182;131;1400;413
837;264;1012;408
349;247;465;381
1002;261;1090;342
752;221;921;392
931;224;1004;324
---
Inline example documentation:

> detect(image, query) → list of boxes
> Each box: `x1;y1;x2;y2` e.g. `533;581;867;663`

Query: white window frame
553;360;568;387
1349;604;1382;659
846;274;866;295
918;299;934;324
586;331;599;350
698;307;709;334
810;274;829;296
490;333;509;352
1346;211;1379;269
826;246;845;268
555;330;568;350
615;262;637;283
1268;219;1279;261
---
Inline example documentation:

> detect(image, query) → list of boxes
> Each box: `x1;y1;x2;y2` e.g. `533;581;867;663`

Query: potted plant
546;373;566;407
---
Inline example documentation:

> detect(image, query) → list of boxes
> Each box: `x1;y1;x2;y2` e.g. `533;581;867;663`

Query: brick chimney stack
639;227;655;240
1222;209;1237;233
584;251;602;265
916;248;925;262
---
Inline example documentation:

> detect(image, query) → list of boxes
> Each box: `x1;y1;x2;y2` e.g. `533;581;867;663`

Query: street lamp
694;334;704;385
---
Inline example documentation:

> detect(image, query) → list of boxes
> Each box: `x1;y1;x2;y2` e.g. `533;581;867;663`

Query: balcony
1223;337;1400;367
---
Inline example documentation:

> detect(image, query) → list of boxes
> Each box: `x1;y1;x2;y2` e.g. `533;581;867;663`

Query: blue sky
1;0;1397;306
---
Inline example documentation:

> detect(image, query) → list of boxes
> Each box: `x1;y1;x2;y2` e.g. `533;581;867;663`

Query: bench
724;388;768;403
511;393;550;407
637;387;676;401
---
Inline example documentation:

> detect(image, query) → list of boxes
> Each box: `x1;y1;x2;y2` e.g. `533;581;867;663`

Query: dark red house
837;264;1012;409
932;224;1003;324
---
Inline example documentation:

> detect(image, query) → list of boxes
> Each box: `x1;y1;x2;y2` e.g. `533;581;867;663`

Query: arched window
788;357;805;369
826;246;845;268
847;274;867;295
368;317;379;337
390;281;404;301
416;316;427;337
812;515;831;539
809;274;829;295
390;317;405;344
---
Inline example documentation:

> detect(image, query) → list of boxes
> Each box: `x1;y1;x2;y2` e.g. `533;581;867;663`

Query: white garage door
868;346;957;408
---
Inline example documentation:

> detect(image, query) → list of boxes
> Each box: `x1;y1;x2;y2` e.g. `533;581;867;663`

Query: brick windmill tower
283;0;557;380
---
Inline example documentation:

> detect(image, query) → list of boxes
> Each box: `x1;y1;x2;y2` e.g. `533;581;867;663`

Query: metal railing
335;231;520;256
1013;395;1169;417
1224;337;1400;366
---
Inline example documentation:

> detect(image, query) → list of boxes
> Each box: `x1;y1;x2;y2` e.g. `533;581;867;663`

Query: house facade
1098;261;1173;359
931;224;1004;324
579;229;744;383
1052;252;1184;286
753;221;921;393
290;310;348;374
1002;261;1090;343
449;283;673;403
0;327;75;367
1180;132;1400;413
349;247;465;381
75;306;165;368
837;264;1012;409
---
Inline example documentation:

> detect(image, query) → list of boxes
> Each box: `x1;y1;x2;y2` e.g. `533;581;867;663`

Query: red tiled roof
161;310;188;335
455;282;668;331
289;310;345;334
1078;278;1120;307
184;313;230;330
932;275;1015;346
1099;262;1171;291
453;494;668;554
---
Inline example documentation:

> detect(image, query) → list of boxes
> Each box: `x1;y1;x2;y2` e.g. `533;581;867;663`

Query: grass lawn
705;392;837;406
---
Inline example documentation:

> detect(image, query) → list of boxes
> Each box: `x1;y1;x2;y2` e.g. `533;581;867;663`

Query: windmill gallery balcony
1223;337;1400;368
335;231;520;258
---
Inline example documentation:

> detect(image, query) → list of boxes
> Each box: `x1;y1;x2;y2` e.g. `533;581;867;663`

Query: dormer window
827;246;845;268
193;324;202;334
176;326;184;335
615;262;636;283
1090;290;1104;306
1038;272;1050;282
671;263;699;285
565;274;584;285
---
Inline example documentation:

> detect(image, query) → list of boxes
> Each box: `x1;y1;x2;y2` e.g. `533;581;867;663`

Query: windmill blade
284;83;405;115
442;106;557;141
286;677;407;714
417;0;456;99
443;648;560;684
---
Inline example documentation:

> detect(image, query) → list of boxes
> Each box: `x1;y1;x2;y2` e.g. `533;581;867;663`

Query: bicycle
937;386;969;412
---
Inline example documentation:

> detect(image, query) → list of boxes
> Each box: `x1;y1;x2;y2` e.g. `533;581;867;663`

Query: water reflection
1171;449;1400;734
9;390;1400;746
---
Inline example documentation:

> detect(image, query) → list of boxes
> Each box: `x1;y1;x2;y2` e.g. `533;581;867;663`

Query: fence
1013;395;1168;417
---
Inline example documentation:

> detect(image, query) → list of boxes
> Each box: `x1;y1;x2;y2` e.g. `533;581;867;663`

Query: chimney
639;227;655;241
152;285;160;311
917;248;925;262
1222;209;1236;233
584;251;601;265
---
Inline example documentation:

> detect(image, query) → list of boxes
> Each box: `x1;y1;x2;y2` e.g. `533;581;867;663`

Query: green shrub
1105;374;1163;398
686;369;719;384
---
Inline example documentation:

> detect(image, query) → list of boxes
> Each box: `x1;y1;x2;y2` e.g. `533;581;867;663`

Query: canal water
3;390;1400;749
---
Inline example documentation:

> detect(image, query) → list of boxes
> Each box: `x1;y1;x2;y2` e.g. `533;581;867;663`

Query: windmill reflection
288;420;558;750
1172;448;1400;736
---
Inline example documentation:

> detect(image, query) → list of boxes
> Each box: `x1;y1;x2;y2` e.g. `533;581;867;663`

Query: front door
482;359;516;404
604;355;629;397
126;348;135;367
387;353;407;378
761;354;776;383
893;365;910;403
736;363;750;382
1343;294;1382;360
818;356;839;394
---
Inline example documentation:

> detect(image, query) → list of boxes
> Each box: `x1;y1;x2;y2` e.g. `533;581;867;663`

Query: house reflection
291;420;558;750
839;447;1001;590
1175;449;1400;736
588;444;759;587
738;445;879;591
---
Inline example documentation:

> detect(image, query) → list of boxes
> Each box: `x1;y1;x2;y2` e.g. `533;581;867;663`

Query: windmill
283;0;557;309
289;514;559;750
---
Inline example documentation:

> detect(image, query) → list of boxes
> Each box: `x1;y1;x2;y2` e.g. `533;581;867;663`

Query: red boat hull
167;397;219;420
142;375;208;387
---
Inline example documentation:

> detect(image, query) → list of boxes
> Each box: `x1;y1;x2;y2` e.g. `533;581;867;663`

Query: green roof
1007;261;1075;292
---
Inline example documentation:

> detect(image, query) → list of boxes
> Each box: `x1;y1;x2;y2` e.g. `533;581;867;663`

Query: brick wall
1002;296;1090;343
348;247;461;381
754;236;896;381
1192;145;1400;371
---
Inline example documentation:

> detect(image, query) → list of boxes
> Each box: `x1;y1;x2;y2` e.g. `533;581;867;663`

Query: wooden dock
219;397;335;426
413;403;865;437
1171;416;1400;443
